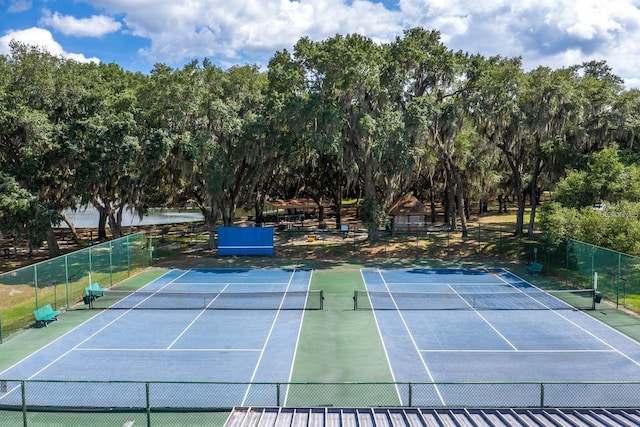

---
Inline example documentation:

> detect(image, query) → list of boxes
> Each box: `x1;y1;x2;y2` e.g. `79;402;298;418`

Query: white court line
377;269;446;406
166;283;231;350
241;269;298;406
493;269;640;368
74;348;262;352
361;270;404;406
283;269;314;406
383;281;511;286
445;283;519;351
169;281;293;286
420;349;617;353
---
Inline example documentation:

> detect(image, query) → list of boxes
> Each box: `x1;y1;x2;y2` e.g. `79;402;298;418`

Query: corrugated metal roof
225;407;640;427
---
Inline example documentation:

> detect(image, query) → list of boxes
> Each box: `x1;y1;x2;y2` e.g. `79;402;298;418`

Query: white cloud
40;12;122;37
8;0;32;13
85;0;401;62
78;0;640;87
399;0;640;87
0;27;100;63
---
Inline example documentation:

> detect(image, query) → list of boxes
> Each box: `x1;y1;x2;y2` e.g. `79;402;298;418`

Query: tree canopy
2;29;639;254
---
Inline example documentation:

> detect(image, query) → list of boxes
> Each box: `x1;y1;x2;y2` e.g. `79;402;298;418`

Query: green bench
33;304;61;327
527;262;543;275
85;282;106;298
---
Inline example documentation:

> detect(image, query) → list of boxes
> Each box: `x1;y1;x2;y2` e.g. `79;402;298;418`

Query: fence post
21;380;27;427
591;244;595;288
34;265;38;310
539;382;545;408
126;235;131;276
276;383;281;406
109;241;113;287
616;253;622;309
64;255;70;309
146;382;151;427
565;239;569;287
408;383;412;407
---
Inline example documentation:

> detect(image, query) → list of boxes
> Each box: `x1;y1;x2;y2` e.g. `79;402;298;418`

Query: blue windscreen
217;227;274;256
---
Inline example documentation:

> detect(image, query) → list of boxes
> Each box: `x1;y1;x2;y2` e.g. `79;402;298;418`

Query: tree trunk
60;212;79;242
254;193;266;224
362;156;380;241
428;174;437;223
452;164;468;237
45;227;60;257
446;179;457;231
108;205;124;238
513;170;525;236
334;197;343;230
208;199;219;250
97;210;108;240
527;158;543;236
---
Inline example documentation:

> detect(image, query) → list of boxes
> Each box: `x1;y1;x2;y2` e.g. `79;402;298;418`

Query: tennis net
353;289;597;311
86;289;324;310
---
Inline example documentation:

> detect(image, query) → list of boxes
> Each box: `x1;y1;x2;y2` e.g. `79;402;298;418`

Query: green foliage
2;31;640;252
539;201;640;255
358;198;390;233
0;174;37;234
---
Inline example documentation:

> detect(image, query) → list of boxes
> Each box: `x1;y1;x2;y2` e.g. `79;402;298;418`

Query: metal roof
225;407;640;426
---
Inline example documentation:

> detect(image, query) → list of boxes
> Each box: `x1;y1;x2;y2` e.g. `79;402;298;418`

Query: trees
3;29;640;255
0;42;69;254
294;33;422;239
202;64;268;226
468;56;532;235
540;146;640;254
75;63;143;239
395;28;472;235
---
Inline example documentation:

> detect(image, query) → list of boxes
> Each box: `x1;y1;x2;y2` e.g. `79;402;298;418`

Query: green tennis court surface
1;266;640;412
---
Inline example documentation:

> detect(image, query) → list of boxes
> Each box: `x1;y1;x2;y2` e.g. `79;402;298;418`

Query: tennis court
1;266;640;410
360;267;640;406
0;268;315;408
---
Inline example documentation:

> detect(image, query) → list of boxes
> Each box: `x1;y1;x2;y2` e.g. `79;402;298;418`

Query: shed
388;194;428;233
263;198;329;225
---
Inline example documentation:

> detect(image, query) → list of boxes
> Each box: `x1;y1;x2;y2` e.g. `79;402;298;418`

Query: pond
58;206;204;228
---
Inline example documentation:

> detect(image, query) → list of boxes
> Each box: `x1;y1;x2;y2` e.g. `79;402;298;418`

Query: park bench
84;282;106;298
527;262;543;275
33;304;61;327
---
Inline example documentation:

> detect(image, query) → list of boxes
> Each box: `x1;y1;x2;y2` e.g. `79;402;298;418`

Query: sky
2;0;640;88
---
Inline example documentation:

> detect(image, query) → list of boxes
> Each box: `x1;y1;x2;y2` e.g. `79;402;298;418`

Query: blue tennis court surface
2;266;640;409
361;267;640;406
0;268;313;407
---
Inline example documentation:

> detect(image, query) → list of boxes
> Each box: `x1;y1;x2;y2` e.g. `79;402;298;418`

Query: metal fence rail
1;379;639;426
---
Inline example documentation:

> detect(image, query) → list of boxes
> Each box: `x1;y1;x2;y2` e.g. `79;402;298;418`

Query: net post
320;290;324;311
353;290;358;310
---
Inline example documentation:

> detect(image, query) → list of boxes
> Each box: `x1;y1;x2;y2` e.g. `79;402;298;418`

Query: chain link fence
532;239;640;313
0;233;154;342
1;379;639;426
274;225;640;315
